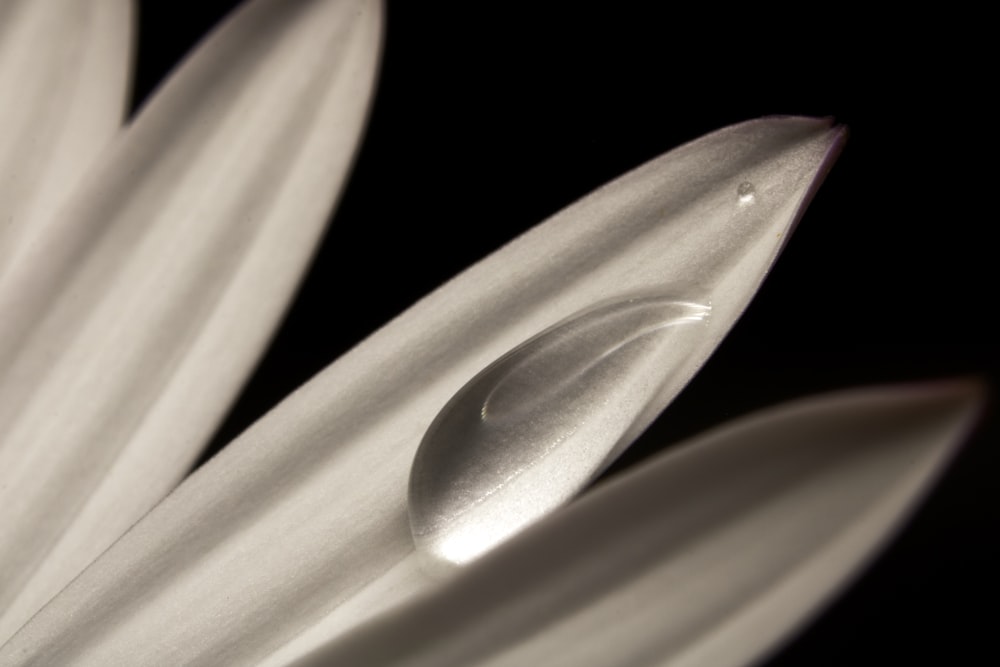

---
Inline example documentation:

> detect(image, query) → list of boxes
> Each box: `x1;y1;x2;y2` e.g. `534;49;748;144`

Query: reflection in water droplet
737;181;756;204
408;295;711;571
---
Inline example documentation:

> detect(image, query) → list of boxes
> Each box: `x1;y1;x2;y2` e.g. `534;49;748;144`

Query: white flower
0;0;381;645
0;1;989;666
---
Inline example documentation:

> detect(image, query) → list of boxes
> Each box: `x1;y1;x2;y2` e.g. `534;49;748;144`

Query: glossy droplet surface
737;181;756;204
408;295;710;571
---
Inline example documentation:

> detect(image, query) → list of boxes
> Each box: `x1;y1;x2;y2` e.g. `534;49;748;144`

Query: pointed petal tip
911;374;988;402
744;114;847;243
822;119;849;171
894;374;990;435
880;375;988;419
753;113;848;153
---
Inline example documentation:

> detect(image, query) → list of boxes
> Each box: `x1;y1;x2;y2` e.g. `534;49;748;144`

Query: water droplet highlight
408;295;710;571
737;181;756;204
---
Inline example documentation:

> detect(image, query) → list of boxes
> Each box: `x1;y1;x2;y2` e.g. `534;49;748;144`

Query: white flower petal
0;0;382;642
0;0;131;270
293;380;984;667
0;117;840;665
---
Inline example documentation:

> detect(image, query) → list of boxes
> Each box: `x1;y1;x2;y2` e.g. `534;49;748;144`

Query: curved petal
0;0;383;642
0;0;132;271
292;381;984;667
0;117;840;665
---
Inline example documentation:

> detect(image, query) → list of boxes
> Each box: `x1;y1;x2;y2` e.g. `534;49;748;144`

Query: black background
134;3;996;664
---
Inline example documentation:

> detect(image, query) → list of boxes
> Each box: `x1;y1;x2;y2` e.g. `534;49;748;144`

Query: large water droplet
737;181;756;204
408;295;711;571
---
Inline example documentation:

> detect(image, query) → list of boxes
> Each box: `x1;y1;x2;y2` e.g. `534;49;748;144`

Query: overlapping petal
1;117;842;665
2;4;970;666
0;0;382;641
291;381;982;666
0;0;131;273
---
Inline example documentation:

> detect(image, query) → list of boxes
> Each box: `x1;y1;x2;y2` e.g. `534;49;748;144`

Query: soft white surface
0;117;841;665
0;0;382;643
0;0;131;270
296;381;983;667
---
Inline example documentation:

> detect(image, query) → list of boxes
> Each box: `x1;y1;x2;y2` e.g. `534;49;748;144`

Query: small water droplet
408;295;711;571
737;181;756;204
